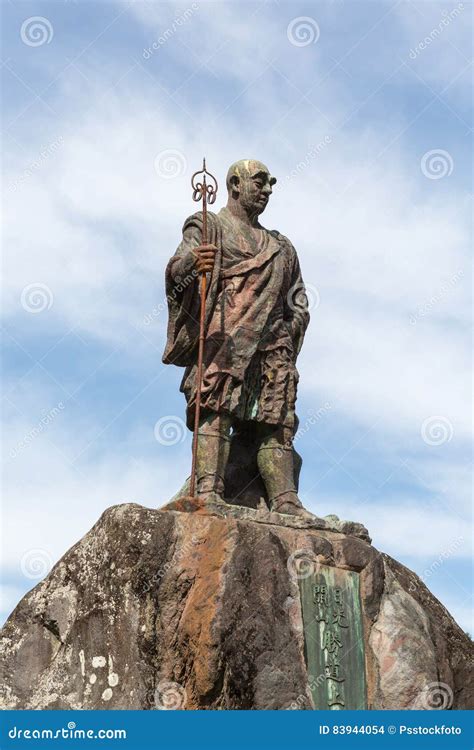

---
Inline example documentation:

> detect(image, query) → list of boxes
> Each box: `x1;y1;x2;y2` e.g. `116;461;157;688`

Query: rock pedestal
0;502;471;710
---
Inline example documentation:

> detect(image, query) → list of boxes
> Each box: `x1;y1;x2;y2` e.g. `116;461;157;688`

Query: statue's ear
229;174;240;196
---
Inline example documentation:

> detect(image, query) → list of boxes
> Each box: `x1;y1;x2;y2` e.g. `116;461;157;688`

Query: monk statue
163;159;315;521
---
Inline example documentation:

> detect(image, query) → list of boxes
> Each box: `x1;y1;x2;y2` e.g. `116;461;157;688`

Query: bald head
225;159;273;189
225;159;277;221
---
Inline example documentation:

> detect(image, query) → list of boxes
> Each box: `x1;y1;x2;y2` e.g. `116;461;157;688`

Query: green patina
299;564;367;710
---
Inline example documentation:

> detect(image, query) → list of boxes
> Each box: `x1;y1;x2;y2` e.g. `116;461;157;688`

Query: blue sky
1;0;472;633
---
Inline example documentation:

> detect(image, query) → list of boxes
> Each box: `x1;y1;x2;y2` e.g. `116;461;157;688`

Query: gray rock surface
0;502;471;710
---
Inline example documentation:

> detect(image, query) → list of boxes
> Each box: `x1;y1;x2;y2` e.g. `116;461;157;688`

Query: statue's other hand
191;244;218;273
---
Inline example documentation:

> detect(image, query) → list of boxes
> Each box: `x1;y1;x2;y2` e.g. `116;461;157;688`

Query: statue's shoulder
182;210;220;232
268;228;286;241
268;228;296;253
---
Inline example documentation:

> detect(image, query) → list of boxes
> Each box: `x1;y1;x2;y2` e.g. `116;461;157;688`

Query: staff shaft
189;174;208;498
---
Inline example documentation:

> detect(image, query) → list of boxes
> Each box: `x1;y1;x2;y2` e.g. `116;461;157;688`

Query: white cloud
2;401;189;573
365;504;469;560
395;0;471;92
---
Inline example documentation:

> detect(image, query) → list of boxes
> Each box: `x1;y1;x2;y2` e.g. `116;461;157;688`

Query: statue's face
230;160;277;216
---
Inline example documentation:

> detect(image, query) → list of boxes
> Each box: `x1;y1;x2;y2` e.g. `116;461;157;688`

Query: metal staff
189;158;218;498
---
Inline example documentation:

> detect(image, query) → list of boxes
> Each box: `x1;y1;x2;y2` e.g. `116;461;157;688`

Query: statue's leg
196;411;232;504
256;424;316;519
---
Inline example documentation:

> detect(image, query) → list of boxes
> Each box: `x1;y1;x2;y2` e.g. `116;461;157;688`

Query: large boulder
0;502;471;710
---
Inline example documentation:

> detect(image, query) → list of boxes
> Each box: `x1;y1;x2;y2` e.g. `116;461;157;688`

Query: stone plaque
299;564;367;709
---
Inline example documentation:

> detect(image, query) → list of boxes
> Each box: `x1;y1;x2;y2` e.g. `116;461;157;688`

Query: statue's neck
225;199;260;228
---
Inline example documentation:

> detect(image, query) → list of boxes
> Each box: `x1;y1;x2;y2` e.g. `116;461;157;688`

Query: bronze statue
163;159;315;520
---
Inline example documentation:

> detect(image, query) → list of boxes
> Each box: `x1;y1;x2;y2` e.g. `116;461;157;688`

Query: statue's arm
168;215;218;282
284;245;310;357
167;224;201;283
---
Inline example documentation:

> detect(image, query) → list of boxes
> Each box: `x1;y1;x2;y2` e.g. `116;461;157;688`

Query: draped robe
163;207;309;431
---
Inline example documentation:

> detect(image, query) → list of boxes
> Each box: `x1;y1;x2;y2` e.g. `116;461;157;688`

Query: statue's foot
271;492;317;522
197;491;228;507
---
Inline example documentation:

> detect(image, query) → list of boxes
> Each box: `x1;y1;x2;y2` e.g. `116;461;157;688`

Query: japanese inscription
299;564;367;710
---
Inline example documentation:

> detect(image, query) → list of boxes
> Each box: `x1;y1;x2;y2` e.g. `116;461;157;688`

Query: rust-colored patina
163;159;315;520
